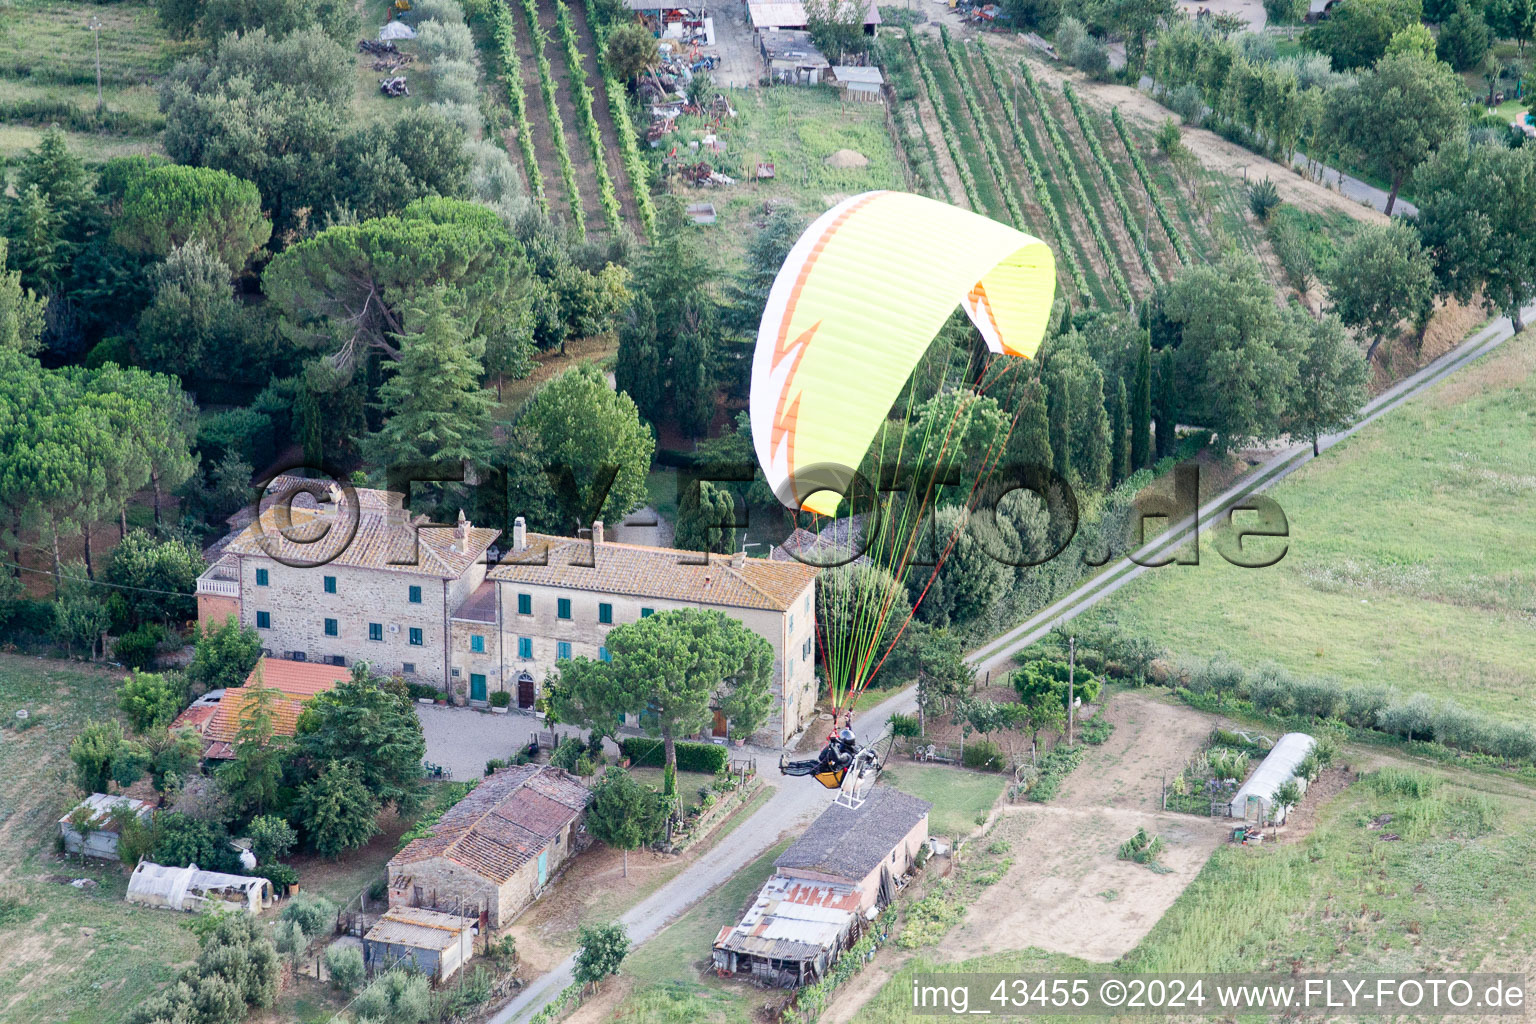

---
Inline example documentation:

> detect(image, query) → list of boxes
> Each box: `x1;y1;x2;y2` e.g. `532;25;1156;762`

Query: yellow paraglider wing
750;191;1056;515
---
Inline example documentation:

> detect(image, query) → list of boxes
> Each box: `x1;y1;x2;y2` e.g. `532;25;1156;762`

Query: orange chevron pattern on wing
967;280;1001;340
770;322;819;479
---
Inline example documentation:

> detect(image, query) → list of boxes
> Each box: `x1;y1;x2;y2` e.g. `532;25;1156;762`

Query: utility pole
1067;634;1075;747
89;17;103;113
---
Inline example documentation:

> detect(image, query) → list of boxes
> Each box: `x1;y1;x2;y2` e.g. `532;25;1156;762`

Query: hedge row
619;737;730;773
1016;59;1133;307
936;27;1027;229
462;0;547;213
972;41;1090;299
582;0;656;235
1061;81;1157;280
904;26;984;213
1170;653;1536;766
1111;106;1192;265
517;0;587;238
554;0;623;232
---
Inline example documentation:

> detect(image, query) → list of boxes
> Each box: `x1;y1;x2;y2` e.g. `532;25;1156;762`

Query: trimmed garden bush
619;738;728;773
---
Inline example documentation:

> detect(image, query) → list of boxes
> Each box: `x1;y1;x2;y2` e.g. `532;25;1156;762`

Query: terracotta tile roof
216;480;498;579
390;764;591;885
452;582;497;623
487;534;819;612
180;657;349;751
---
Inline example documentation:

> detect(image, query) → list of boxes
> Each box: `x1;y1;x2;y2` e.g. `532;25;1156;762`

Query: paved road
486;304;1524;1023
487;685;918;1024
967;303;1528;675
1289;153;1418;218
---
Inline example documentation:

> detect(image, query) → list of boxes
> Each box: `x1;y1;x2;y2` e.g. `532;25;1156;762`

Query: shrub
353;968;432;1024
1079;715;1114;745
489;690;512;707
272;919;306;955
1185;652;1246;695
1168;83;1205;126
1207;747;1250;781
113;626;166;671
279;893;337;940
484;757;506;775
550;736;585;772
889;713;921;739
1247;177;1282;220
118;669;187;732
1117;826;1164;864
1071;36;1110;77
254;862;298;893
619;738;728;774
247;814;297;863
1269;217;1315;293
325;944;365;992
1291;676;1343;720
1365;767;1439;799
962;740;1004;772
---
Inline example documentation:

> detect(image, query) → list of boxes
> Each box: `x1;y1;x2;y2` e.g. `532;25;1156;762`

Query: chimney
592;520;604;546
454;509;469;551
731;550;745;569
512;516;527;551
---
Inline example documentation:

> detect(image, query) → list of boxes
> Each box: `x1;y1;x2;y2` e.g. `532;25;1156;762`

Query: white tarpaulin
380;20;416;39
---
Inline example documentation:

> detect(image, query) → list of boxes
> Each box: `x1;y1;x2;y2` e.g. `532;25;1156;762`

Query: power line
1;559;198;599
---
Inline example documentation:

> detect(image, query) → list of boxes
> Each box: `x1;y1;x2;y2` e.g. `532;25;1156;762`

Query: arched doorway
517;672;536;710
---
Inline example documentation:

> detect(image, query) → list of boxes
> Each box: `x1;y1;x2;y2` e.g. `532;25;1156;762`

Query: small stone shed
59;794;151;861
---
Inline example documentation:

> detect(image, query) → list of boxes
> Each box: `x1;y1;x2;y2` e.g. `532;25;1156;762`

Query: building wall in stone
476;579;818;744
236;557;457;686
386;820;580;929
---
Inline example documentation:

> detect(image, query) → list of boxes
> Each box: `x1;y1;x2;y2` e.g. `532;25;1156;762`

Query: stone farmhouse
387;764;590;928
197;478;821;746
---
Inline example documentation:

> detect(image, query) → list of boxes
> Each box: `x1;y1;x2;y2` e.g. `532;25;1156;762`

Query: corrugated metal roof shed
365;906;476;950
713;874;859;959
59;793;150;833
831;66;883;84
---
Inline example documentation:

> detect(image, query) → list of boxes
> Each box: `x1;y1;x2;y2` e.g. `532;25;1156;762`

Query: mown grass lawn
1086;328;1536;722
852;764;1536;1023
882;764;1007;839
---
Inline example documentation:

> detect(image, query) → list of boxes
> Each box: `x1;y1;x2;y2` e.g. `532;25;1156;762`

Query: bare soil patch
1058;690;1219;811
942;804;1226;963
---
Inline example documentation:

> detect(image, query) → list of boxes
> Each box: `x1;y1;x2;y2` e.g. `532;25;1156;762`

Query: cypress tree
1111;379;1129;487
1047;369;1072;483
1130;332;1152;469
1155;347;1178;458
1006;378;1052;475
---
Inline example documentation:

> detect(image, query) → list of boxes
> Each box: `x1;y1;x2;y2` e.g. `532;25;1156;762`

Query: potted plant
489;691;511;714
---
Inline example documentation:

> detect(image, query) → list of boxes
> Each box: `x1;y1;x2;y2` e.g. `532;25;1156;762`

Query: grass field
851;763;1536;1022
0;0;189;162
666;85;904;267
882;764;1007;838
0;656;202;1024
605;837;795;1023
1086;328;1536;722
